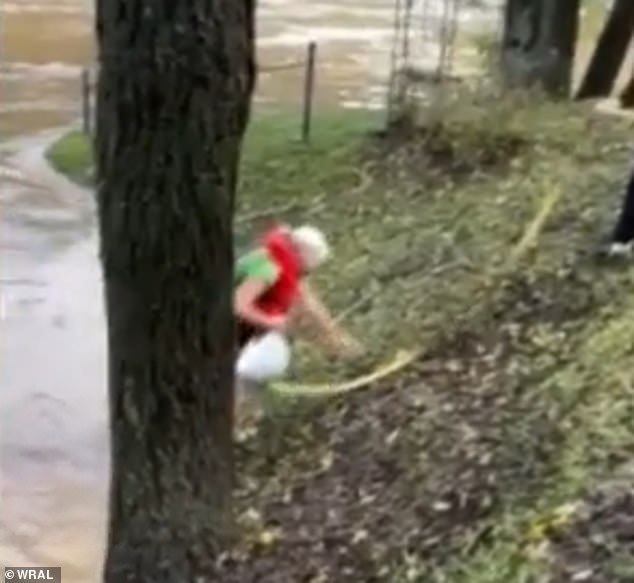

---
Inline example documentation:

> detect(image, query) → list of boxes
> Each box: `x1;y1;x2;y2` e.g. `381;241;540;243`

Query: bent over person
233;223;361;418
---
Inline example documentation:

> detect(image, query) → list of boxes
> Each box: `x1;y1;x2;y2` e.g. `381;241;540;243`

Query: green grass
45;109;379;189
45;129;93;185
47;98;634;581
433;292;634;582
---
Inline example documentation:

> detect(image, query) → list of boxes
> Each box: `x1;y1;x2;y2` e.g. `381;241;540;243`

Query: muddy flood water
0;0;614;580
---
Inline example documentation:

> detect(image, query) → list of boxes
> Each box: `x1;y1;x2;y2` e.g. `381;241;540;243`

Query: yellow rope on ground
503;184;563;271
268;183;563;397
269;348;420;396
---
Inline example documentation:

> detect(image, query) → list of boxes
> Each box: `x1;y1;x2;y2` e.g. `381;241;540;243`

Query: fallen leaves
220;96;634;582
547;488;634;583
526;502;580;543
237;506;284;552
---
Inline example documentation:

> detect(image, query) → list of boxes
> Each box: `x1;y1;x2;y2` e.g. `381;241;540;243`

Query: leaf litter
218;96;634;582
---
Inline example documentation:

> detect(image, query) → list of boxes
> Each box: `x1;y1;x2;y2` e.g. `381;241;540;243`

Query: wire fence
80;40;318;142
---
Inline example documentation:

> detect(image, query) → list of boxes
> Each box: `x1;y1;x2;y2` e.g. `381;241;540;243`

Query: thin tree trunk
620;71;634;108
95;0;255;580
576;0;634;99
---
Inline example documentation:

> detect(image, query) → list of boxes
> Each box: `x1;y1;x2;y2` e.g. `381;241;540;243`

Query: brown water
0;0;621;580
0;0;508;139
0;1;423;137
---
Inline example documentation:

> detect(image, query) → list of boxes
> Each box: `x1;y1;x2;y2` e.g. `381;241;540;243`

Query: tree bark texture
575;0;634;99
500;0;581;97
620;71;634;108
95;0;255;581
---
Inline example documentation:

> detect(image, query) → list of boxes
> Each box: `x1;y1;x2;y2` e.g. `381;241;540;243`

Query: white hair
289;225;331;270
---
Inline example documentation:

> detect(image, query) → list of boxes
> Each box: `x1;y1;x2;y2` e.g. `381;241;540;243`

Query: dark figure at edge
608;166;634;257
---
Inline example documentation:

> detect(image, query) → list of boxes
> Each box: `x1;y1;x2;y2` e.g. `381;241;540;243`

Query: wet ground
0;130;107;578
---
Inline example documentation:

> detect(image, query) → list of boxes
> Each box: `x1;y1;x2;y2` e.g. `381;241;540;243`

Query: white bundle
236;331;291;382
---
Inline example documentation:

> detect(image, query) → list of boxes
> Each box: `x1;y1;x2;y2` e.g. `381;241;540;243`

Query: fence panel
80;41;318;142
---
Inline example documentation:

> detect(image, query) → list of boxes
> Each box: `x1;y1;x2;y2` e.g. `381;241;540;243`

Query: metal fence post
81;68;91;135
301;41;317;143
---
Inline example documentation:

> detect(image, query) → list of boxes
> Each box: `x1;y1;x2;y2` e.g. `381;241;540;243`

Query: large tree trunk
575;0;634;99
95;0;255;581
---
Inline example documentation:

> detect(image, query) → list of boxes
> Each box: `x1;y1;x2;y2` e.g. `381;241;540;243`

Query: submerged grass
48;94;634;582
45;129;94;186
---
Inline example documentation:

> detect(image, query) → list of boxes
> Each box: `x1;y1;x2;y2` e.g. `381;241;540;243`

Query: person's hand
266;314;289;334
338;334;364;359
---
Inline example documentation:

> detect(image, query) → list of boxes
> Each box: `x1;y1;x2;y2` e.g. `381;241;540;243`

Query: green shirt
235;249;279;287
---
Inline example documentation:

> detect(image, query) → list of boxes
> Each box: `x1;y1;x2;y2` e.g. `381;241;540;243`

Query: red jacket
255;226;302;316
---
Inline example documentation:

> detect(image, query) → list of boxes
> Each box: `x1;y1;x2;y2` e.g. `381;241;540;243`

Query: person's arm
235;279;286;332
294;282;361;354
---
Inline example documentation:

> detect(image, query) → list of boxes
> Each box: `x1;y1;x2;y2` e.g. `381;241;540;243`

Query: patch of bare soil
214;264;605;582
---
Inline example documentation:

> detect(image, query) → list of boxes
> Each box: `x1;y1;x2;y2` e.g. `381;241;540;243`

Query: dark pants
612;167;634;244
236;320;263;351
